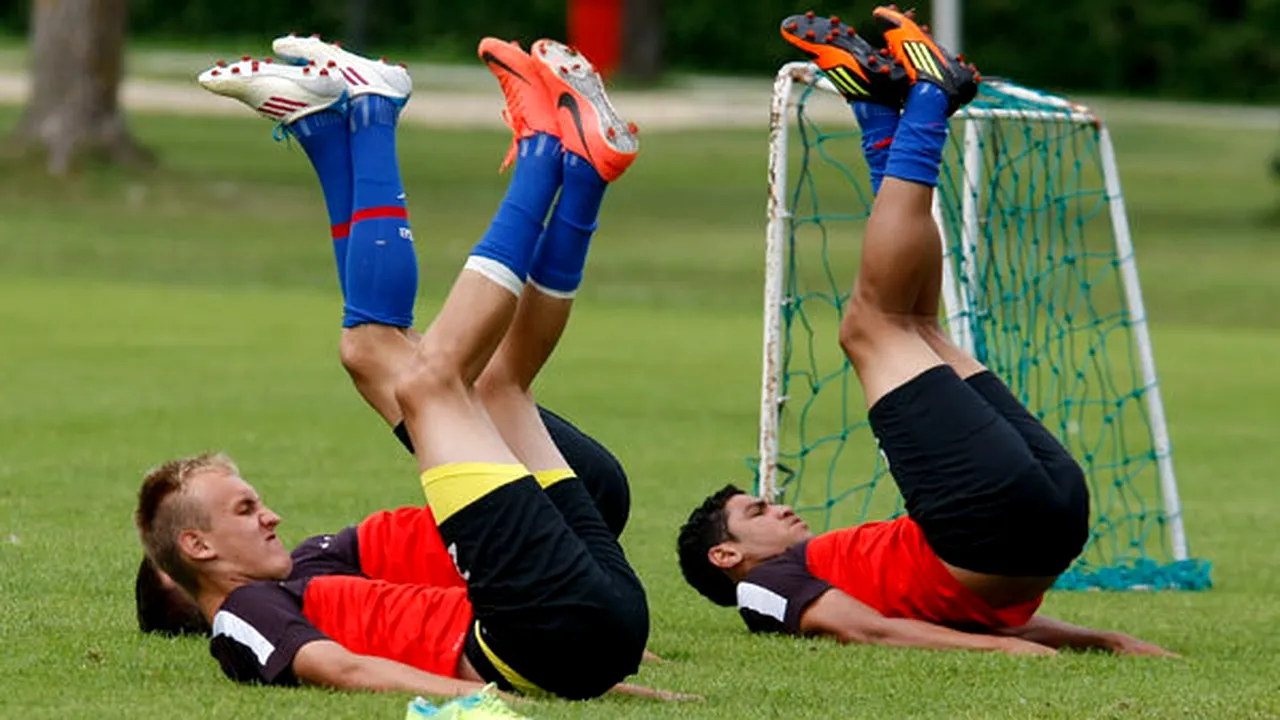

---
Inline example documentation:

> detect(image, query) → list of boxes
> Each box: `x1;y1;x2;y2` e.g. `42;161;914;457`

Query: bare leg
839;177;947;408
339;324;417;425
396;271;524;470
475;287;574;473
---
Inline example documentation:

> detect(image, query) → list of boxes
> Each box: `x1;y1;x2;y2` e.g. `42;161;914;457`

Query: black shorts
394;406;631;537
868;366;1090;576
441;475;648;699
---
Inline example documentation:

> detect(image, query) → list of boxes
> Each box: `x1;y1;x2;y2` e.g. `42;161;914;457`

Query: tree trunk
620;0;663;84
345;0;370;54
10;0;151;175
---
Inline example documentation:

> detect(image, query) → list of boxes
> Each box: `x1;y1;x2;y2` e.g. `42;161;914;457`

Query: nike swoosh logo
480;52;528;83
556;92;595;164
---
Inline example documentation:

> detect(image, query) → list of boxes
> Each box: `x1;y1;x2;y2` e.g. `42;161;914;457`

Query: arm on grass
996;615;1179;657
799;589;1055;655
292;640;489;697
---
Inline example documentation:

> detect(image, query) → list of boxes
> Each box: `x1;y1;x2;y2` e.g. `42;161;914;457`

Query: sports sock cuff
288;108;346;137
350;94;401;128
532;468;575;489
529;280;576;300
419;462;528;523
464;255;525;296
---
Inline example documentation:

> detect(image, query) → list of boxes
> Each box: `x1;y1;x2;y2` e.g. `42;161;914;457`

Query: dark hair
676;484;746;607
135;555;211;636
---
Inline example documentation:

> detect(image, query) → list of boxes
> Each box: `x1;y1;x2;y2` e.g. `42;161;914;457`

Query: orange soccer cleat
531;39;638;183
871;5;980;115
780;11;910;108
478;37;562;172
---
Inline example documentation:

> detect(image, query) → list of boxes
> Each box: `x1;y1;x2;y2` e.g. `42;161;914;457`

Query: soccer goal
757;62;1211;591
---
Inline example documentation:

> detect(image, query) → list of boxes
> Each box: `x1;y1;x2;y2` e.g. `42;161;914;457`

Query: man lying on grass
677;8;1176;659
135;34;687;710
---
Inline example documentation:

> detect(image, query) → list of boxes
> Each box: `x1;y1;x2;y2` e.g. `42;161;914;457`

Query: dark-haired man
678;8;1175;658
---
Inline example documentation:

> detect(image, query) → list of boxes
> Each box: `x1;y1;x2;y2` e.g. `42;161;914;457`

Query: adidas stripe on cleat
871;5;981;115
272;34;412;105
197;58;347;123
532;39;638;183
780;11;910;108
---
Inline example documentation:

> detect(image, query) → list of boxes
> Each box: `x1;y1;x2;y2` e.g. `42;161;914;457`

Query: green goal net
757;64;1211;591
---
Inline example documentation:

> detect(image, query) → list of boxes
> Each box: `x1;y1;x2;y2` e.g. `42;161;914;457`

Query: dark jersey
736;517;1043;636
209;508;472;685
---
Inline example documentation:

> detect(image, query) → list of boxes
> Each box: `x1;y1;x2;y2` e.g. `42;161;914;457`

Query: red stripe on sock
331;221;351;239
872;136;895;150
351;206;409;224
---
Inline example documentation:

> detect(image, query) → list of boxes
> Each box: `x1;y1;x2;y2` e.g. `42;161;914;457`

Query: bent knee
838;298;913;361
339;325;410;380
338;328;380;379
474;363;528;401
394;352;467;415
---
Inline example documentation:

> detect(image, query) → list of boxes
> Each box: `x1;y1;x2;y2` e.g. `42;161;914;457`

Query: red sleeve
736;541;831;635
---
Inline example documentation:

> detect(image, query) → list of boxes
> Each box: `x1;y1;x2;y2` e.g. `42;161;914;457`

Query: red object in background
567;0;624;79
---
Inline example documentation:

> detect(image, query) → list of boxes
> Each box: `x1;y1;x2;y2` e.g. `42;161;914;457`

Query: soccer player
677;8;1176;658
137;34;659;703
137;36;632;640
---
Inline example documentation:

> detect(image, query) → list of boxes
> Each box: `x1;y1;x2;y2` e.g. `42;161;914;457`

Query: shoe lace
271;121;295;149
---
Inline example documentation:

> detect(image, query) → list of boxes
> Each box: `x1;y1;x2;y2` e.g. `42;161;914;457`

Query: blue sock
465;133;564;295
529;153;607;297
343;95;417;328
852;102;900;195
288;110;353;295
885;83;951;188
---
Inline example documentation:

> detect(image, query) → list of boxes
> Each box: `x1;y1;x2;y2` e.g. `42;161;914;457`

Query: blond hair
134;452;239;597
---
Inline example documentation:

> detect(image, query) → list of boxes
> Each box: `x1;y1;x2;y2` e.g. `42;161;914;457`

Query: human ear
179;530;215;562
708;544;742;570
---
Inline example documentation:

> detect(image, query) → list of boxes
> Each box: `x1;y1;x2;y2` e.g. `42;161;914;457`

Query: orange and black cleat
871;5;980;115
780;12;910;108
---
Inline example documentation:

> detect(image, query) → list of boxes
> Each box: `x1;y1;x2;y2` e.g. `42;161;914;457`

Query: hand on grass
641;649;667;664
1105;633;1180;658
611;683;704;701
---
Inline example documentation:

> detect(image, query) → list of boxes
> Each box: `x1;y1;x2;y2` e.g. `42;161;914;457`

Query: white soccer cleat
197;57;347;123
271;34;412;105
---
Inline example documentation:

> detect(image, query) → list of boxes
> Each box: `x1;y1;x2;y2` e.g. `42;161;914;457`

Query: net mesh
761;74;1210;590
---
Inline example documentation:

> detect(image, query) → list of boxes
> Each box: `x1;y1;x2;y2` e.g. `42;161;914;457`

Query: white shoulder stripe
212;610;276;666
737;582;787;622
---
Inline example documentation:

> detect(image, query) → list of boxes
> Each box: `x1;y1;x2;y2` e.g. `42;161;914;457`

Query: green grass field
1;103;1279;719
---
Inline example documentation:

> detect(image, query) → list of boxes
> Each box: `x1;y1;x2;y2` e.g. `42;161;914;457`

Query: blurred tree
345;0;369;53
9;0;151;175
621;0;662;83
